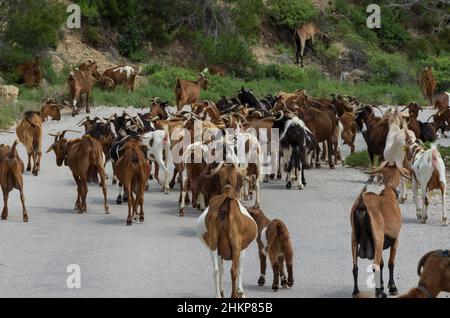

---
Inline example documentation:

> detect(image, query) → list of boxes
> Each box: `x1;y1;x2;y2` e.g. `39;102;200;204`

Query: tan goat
196;186;257;298
16;100;61;176
0;140;28;222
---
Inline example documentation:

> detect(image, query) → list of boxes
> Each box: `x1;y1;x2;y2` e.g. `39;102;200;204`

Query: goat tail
353;187;374;260
275;219;289;240
8;140;19;160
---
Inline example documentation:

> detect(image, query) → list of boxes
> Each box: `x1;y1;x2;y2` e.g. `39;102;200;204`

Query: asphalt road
0;106;448;298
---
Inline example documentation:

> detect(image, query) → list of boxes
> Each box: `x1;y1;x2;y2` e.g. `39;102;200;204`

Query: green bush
375;9;411;50
367;51;416;85
269;0;319;30
192;32;257;77
3;0;65;52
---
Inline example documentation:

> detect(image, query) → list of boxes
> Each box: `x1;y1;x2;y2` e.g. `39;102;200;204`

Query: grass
344;150;371;168
1;63;427;129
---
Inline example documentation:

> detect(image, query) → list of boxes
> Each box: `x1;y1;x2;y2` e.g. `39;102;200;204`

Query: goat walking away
410;143;447;225
46;131;109;214
350;162;411;298
0;141;28;222
196;186;257;298
247;207;294;291
399;250;450;298
16;100;62;176
114;139;151;226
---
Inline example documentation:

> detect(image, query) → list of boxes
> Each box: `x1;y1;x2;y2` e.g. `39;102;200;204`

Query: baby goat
247;207;294;291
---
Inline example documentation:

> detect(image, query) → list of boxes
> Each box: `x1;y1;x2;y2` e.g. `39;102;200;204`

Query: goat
350;162;411;298
276;115;317;189
103;65;137;91
69;61;99;116
383;108;416;203
410;143;447;225
139;130;171;194
294;22;330;67
0;141;28;222
355;105;388;168
16;100;62;176
196;185;257;298
46;131;109;214
402;102;436;142
175;72;208;109
113;139;151;225
434;92;449;115
16;56;42;88
398;250;450;298
196;161;244;211
420;67;436;106
247;207;294;291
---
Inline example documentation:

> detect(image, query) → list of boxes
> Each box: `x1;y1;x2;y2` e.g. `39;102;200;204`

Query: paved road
0;106;448;298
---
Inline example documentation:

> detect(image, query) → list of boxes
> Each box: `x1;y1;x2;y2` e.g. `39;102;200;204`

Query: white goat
411;143;447;225
383;108;416;202
139;130;172;194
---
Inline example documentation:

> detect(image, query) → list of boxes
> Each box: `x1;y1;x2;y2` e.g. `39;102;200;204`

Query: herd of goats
0;60;449;298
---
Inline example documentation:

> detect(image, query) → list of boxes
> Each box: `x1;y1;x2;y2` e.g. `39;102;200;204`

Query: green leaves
269;0;318;30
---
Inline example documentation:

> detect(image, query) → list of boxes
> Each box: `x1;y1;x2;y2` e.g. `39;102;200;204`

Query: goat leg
258;251;267;286
1;188;8;220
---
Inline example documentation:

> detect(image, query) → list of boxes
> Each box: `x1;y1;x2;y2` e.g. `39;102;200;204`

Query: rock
0;85;19;105
340;69;367;84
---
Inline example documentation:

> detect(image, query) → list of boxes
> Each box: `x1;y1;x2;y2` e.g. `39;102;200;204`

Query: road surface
0;106;448;298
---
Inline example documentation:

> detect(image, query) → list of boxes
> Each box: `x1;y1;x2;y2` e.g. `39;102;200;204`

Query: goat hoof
149;175;154;180
1;213;6;220
105;208;110;215
272;285;279;291
298;184;304;190
287;280;294;287
116;197;122;205
442;217;448;226
145;185;149;191
112;180;117;185
126;219;132;226
26;166;31;172
352;290;360;298
315;163;321;168
389;287;398;296
123;197;128;203
258;277;265;286
286;181;292;189
375;288;387;298
281;279;287;288
179;209;185;217
23;214;29;223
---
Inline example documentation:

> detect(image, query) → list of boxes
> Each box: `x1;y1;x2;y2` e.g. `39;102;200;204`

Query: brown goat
402;102;436;142
0;141;28;222
175;73;208;109
196;185;258;298
16;57;42;88
420;67;436;106
398;250;450;298
351;162;411;298
16;100;62;176
69;61;99;116
434;92;449;115
113;139;150;225
196;162;244;211
46;132;109;214
247;207;294;291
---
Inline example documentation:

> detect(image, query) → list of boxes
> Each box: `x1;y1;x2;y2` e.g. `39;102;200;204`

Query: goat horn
426;114;435;123
373;105;384;115
367;161;389;174
204;162;225;178
0;129;15;134
401;106;407;112
76;116;90;126
123;111;141;127
274;111;284;121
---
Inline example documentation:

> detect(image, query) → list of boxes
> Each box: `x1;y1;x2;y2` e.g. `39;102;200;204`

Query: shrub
269;0;319;30
3;0;65;52
367;51;416;85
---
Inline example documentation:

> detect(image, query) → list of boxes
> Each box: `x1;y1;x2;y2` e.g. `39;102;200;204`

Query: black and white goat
278;116;317;189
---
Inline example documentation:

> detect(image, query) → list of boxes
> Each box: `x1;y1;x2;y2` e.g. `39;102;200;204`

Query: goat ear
399;167;412;180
